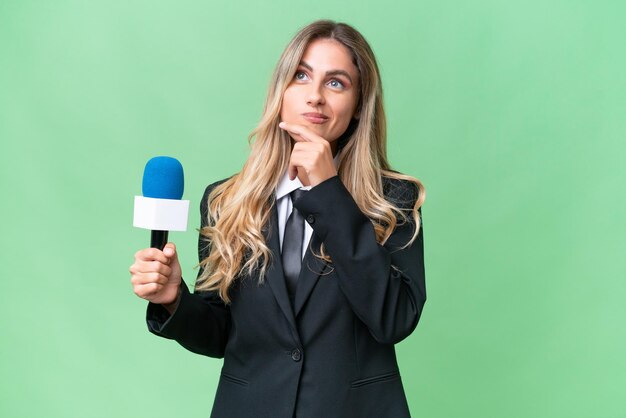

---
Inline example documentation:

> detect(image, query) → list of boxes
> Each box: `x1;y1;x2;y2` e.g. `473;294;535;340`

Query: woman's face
281;38;360;152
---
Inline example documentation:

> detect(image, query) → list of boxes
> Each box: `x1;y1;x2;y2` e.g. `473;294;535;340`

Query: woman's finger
131;271;169;286
133;282;164;298
279;122;324;143
134;248;169;264
131;260;172;276
287;144;312;180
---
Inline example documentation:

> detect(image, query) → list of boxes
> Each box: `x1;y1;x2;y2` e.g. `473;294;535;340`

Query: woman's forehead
300;39;359;79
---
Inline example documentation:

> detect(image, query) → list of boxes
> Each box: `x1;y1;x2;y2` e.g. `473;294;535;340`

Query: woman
130;20;426;418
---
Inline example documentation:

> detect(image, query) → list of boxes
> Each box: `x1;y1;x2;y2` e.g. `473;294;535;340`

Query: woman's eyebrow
299;61;354;84
326;70;353;84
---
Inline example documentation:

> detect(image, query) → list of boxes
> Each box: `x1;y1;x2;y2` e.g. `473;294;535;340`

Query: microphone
133;156;190;250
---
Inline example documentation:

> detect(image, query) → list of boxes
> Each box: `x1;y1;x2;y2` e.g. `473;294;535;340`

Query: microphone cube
133;196;189;231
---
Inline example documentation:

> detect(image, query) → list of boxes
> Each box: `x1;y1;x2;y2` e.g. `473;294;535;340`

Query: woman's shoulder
382;171;420;210
198;175;237;216
201;175;236;199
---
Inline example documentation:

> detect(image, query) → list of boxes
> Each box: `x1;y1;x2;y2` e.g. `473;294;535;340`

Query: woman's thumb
163;242;177;259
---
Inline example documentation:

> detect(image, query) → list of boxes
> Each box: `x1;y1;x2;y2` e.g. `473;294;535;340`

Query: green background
1;1;624;417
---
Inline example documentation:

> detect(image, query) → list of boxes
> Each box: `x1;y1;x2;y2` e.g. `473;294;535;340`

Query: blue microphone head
142;156;184;200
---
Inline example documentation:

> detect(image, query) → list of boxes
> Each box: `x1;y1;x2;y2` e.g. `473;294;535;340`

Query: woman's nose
306;84;325;106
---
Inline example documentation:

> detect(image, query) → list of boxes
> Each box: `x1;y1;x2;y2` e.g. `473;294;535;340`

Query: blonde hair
196;20;425;303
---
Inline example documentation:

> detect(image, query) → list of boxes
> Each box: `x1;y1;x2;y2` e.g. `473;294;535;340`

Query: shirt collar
275;152;340;200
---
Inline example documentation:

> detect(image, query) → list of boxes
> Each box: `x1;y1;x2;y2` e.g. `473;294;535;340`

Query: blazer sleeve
293;175;426;345
145;181;231;358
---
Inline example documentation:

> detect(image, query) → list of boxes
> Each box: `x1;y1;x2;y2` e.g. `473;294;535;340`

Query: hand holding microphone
130;156;189;311
130;243;182;308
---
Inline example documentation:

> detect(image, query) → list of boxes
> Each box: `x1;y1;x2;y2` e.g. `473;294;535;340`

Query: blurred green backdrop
1;1;624;417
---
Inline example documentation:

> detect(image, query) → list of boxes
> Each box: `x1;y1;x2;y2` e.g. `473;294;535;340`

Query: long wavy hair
196;20;425;303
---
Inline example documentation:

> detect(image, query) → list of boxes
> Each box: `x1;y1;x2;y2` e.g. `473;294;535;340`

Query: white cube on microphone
133;195;189;231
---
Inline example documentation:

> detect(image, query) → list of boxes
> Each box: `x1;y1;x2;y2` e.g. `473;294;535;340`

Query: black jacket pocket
220;372;249;387
350;371;400;388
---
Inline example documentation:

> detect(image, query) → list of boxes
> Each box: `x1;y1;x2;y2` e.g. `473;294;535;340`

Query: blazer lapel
294;232;330;317
264;204;298;335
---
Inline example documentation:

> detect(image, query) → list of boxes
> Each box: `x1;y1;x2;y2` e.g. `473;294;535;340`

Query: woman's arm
145;181;232;358
293;175;426;345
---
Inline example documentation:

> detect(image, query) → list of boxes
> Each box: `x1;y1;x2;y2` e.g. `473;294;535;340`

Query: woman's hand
129;243;182;309
279;121;338;187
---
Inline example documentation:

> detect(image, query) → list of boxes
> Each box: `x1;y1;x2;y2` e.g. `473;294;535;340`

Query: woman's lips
302;113;329;124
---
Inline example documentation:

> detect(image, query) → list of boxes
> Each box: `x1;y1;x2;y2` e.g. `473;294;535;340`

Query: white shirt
275;153;340;259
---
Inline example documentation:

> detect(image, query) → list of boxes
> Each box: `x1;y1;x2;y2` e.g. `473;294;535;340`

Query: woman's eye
295;71;308;81
328;79;345;89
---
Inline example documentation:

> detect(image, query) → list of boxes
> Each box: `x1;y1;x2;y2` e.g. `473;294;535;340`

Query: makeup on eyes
295;63;353;89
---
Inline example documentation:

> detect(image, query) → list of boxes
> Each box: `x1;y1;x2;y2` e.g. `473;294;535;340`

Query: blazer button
291;348;302;362
306;214;315;224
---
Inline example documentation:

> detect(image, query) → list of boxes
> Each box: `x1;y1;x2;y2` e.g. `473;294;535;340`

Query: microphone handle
151;230;169;250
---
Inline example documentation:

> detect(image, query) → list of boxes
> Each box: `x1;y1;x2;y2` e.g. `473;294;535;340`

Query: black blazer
146;175;426;418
